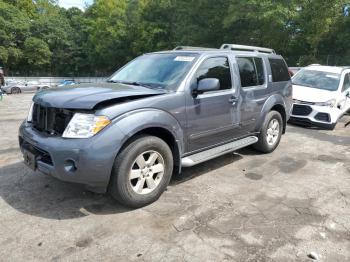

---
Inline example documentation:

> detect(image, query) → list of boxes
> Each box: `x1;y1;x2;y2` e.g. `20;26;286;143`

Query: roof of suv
153;49;282;58
152;44;283;58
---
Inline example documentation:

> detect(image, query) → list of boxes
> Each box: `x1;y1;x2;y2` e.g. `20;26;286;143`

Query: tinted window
342;74;350;92
269;58;290;82
255;58;265;85
237;57;256;87
195;57;232;90
237;57;265;87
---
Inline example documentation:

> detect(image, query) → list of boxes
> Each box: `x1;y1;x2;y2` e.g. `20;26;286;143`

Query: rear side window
269;58;290;82
237;57;265;87
195;57;232;90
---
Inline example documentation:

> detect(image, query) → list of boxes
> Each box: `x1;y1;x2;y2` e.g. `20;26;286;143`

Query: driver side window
342;73;350;92
194;57;232;91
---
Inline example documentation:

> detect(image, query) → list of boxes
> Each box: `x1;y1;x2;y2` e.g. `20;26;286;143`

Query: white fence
4;76;108;86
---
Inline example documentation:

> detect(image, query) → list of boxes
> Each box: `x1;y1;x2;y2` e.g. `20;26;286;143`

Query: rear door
235;56;269;132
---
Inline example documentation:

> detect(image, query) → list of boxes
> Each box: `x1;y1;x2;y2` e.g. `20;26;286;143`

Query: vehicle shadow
0;162;131;220
0;149;250;220
172;152;244;185
287;122;326;130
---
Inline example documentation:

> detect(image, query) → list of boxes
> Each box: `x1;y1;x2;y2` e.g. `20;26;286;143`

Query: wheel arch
112;109;185;177
118;126;181;176
255;95;287;134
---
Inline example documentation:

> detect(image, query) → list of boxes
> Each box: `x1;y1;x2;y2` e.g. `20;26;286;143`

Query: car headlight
62;113;111;138
314;99;336;107
27;102;34;122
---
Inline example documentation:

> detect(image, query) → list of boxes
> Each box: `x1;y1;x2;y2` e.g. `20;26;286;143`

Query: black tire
109;135;173;208
327;123;336;130
11;87;21;94
253;110;283;153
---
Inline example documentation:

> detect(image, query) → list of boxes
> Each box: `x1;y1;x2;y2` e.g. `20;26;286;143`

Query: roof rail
220;44;276;54
173;46;217;51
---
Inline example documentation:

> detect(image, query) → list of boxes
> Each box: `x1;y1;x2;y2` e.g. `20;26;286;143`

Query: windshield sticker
174;56;195;62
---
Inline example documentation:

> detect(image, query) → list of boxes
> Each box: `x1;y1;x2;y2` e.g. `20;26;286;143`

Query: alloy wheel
129;150;165;195
266;119;280;146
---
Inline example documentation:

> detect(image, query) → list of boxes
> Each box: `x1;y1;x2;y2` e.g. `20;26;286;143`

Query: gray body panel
19;49;292;192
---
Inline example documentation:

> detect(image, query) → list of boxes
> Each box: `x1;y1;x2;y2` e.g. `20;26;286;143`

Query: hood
33;82;167;109
292;85;337;103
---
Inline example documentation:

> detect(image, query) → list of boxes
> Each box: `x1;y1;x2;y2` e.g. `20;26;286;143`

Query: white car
290;65;350;129
2;80;50;94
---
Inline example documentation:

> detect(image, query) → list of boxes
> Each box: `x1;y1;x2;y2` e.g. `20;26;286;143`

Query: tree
23;37;52;71
0;0;31;71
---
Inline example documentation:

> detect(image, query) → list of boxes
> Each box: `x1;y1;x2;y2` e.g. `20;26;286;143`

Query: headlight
27;102;34;122
62;113;111;138
314;99;336;107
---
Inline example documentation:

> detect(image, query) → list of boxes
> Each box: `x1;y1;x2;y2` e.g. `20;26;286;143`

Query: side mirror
193;78;220;96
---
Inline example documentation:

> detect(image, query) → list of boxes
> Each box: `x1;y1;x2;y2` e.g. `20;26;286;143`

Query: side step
181;136;258;167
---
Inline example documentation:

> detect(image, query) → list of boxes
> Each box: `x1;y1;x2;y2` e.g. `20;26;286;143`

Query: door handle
228;96;238;103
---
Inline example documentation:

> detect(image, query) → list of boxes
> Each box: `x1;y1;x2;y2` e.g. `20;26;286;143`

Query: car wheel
253;110;283;153
109;135;173;208
11;87;21;94
327;123;336;130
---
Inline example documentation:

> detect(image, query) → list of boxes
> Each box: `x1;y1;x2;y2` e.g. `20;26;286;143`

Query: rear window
269;58;290;82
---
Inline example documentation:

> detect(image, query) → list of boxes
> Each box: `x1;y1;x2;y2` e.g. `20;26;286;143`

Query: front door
185;56;242;152
340;73;350;113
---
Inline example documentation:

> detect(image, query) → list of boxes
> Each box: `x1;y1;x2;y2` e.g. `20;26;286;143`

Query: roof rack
220;44;276;54
173;46;217;51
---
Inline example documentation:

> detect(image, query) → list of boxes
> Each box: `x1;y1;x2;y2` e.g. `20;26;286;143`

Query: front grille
315;112;330;123
31;103;74;136
292;104;312;116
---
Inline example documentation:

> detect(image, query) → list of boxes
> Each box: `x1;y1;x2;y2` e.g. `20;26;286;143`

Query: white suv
290;65;350;129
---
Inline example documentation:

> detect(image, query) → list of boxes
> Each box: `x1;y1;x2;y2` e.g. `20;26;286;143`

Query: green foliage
23;37;52;68
0;0;350;75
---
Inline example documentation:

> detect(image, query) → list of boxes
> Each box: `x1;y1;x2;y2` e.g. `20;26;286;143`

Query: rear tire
109;135;173;208
11;87;21;94
253;110;283;153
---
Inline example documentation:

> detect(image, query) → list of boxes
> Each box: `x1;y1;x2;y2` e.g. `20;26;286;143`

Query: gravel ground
0;93;349;262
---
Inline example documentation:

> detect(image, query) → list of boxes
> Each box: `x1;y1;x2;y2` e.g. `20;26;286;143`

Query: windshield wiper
108;80;162;90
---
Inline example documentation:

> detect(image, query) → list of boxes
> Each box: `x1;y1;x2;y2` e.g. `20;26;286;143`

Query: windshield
109;53;198;90
292;69;340;91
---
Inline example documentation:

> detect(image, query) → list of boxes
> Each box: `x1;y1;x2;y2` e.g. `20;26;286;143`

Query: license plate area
23;150;37;170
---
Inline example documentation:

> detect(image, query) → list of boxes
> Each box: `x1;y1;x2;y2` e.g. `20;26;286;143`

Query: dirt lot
0;93;349;262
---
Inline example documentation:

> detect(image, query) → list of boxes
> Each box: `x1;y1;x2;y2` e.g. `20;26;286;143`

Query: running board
181;136;258;167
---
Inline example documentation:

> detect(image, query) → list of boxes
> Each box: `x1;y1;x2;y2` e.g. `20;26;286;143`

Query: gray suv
19;44;292;208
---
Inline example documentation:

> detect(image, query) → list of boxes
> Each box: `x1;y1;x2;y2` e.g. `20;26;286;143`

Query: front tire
109;136;173;208
253;111;283;153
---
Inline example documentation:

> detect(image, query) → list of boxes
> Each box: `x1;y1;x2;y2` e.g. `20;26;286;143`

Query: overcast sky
58;0;93;10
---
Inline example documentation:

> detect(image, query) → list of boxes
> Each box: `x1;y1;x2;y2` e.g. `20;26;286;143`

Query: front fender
114;108;185;155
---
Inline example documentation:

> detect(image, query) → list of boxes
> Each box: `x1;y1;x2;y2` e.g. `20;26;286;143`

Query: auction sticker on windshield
174;56;195;62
